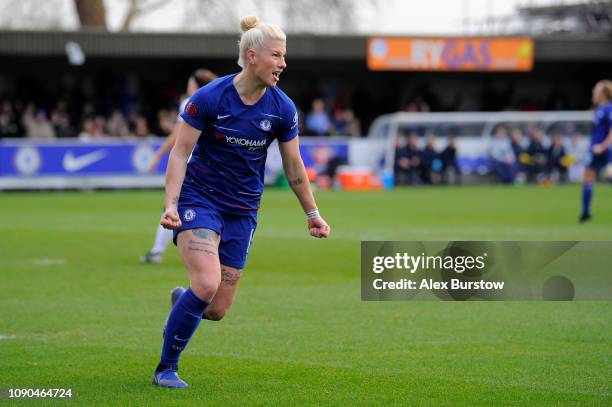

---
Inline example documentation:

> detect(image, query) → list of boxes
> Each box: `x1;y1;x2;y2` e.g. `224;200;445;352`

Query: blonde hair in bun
240;15;260;32
237;15;286;68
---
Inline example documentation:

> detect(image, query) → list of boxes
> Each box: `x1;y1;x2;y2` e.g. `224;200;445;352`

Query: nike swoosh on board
62;150;108;172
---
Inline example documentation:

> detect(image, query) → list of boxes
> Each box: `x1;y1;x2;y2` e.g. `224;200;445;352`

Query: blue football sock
158;288;209;368
581;183;593;217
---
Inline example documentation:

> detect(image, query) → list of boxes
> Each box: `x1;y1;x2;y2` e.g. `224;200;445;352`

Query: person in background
440;135;461;185
547;133;568;183
489;126;515;184
21;104;55;139
305;98;331;136
526;127;548;183
394;132;411;186
510;127;528;183
419;133;438;184
579;79;612;222
141;69;218;264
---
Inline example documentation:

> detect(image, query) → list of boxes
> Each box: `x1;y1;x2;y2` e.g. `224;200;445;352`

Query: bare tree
120;0;174;31
74;0;107;29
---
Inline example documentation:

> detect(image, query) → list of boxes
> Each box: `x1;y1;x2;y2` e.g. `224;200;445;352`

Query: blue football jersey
591;102;612;146
179;74;298;214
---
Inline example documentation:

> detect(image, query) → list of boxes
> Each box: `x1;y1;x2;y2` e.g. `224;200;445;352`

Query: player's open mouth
272;71;281;80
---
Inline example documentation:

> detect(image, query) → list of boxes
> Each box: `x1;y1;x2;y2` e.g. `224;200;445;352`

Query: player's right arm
160;121;201;229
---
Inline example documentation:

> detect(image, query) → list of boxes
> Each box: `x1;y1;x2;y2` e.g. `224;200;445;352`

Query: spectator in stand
332;108;361;137
133;115;154;137
305;98;331;136
489;126;514;184
566;132;588;182
420;133;438;184
394;132;411;186
440;135;461;185
526;127;548;183
78;116;98;142
21;104;55;139
94;115;108;137
401;96;430;113
0;105;19;138
510;127;528;183
406;131;422;185
50;104;74;138
547;133;568;183
107;110;129;138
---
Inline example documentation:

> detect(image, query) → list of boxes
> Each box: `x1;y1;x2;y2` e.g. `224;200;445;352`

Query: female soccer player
152;16;331;388
579;79;612;222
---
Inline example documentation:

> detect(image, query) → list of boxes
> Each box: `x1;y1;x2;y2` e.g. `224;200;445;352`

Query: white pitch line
31;258;66;265
0;335;16;340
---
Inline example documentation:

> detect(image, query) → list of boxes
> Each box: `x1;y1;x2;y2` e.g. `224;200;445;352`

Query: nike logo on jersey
62;150;108;172
217;114;231;120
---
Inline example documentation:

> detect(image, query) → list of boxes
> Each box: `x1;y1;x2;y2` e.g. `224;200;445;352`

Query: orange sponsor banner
367;37;533;72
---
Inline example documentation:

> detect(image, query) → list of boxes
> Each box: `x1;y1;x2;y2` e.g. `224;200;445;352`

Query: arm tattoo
289;177;303;186
221;267;241;286
171;196;179;205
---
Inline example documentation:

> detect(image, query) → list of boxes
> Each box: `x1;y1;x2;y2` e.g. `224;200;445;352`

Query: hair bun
240;15;260;32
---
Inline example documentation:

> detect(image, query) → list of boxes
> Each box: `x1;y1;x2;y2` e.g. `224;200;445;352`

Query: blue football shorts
173;201;257;270
587;149;611;172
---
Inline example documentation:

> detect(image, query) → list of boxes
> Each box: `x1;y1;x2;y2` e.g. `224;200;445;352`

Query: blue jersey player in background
580;79;612;222
152;15;331;388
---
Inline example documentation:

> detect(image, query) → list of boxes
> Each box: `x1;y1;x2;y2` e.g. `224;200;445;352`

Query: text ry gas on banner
367;37;533;72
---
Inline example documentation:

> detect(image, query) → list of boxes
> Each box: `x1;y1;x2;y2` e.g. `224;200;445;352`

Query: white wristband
306;209;320;219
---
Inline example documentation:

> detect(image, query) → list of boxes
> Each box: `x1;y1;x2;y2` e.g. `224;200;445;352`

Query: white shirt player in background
141;69;218;264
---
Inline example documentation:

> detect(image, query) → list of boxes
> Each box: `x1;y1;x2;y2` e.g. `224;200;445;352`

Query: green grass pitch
0;185;611;406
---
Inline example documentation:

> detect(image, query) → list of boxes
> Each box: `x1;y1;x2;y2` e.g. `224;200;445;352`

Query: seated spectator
405;131;422;185
489;127;515;183
420;133;439;184
332;108;361;137
305;98;331;136
78;117;98;142
94;115;108;137
566;132;588;182
107;110;129;138
394;132;411;186
0;109;19;138
21;104;55;139
440;135;461;185
50;105;74;138
510;127;528;183
526;127;548;183
547;133;568;183
133;115;154;137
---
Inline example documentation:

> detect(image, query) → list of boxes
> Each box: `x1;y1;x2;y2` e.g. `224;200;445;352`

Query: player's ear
246;48;256;65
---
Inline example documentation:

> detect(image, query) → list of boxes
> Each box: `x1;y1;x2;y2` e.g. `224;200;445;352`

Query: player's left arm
148;130;178;172
278;137;331;238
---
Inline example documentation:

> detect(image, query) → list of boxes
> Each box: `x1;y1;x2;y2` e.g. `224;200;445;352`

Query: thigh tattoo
188;228;219;256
